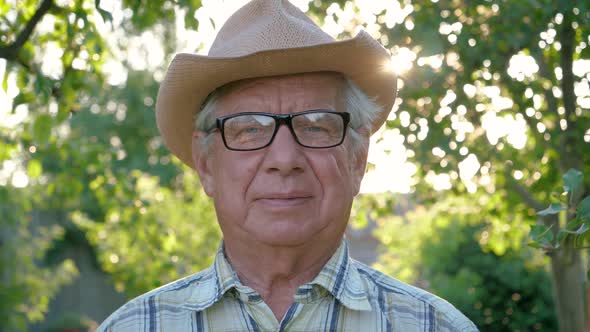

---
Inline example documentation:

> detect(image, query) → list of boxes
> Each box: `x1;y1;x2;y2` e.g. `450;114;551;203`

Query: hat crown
209;0;334;57
156;0;396;169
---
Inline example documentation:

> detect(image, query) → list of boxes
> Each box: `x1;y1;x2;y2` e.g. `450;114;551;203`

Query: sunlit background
2;0;589;193
2;0;590;330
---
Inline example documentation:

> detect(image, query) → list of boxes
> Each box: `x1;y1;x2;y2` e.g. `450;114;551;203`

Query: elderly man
98;0;477;331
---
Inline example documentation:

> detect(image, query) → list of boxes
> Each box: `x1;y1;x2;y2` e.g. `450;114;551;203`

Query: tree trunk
552;5;587;331
550;246;586;332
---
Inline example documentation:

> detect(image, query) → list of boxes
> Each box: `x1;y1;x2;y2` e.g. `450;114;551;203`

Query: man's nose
261;124;305;176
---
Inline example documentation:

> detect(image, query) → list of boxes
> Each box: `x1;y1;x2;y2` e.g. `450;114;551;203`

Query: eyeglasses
210;110;351;151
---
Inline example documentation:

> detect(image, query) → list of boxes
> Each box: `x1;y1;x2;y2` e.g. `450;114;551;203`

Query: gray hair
194;78;382;159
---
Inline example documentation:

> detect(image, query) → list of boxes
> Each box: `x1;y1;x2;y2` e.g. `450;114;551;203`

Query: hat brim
156;30;397;168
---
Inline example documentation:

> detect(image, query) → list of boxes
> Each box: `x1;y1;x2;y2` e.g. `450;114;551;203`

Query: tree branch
0;0;54;60
505;176;545;212
530;51;572;173
558;10;582;172
530;48;559;117
560;14;575;126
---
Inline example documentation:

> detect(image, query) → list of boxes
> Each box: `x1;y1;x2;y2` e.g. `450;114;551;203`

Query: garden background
1;0;589;331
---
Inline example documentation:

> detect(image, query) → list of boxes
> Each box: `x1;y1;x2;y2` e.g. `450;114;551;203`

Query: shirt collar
182;238;371;311
177;241;246;311
295;239;372;311
213;242;264;303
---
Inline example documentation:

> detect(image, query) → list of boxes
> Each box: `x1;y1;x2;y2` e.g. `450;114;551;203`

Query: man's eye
304;126;323;132
244;127;261;133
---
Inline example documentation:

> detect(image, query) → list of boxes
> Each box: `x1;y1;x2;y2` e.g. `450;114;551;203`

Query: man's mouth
255;194;313;207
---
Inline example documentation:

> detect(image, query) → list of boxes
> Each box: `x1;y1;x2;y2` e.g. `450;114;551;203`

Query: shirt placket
234;285;281;331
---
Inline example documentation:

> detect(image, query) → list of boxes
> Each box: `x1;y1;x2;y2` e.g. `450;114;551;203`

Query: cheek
210;163;252;233
313;153;355;234
311;150;355;198
210;151;261;207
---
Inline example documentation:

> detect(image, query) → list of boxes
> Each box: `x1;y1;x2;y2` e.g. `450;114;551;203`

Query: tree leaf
556;230;568;243
97;7;113;23
560;223;590;235
563;168;583;197
530;224;554;242
32;115;53;144
27;159;43;179
565;217;583;231
527;242;542;249
1;67;8;93
537;203;566;216
577;196;590;219
12;92;35;111
33;76;50;101
573;223;590;235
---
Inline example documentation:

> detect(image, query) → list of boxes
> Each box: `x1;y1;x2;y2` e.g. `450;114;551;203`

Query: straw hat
156;0;397;167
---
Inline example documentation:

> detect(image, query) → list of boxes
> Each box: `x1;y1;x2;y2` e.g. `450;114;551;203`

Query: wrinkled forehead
215;72;347;114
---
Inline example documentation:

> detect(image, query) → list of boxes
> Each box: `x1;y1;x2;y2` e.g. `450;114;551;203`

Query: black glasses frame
213;110;351;151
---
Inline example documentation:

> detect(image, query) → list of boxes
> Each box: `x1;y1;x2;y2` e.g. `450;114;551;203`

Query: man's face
192;73;368;247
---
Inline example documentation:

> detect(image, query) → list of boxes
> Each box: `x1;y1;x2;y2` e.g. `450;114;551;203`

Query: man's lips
254;193;313;207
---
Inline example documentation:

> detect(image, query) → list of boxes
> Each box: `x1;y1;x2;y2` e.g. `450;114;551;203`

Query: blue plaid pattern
97;240;478;331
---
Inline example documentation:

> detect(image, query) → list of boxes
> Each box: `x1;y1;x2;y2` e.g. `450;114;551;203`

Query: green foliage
44;312;97;332
0;186;78;331
2;0;589;330
563;169;584;201
537;203;567;217
25;66;222;299
1;0;213;328
75;170;220;297
312;0;589;328
374;196;557;330
424;224;557;330
579;196;590;219
529;169;590;254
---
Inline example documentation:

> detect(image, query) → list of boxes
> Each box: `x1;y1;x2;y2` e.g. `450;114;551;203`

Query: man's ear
350;126;370;196
192;131;215;197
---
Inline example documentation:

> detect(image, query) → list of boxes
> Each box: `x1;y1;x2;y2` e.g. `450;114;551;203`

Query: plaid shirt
97;240;478;331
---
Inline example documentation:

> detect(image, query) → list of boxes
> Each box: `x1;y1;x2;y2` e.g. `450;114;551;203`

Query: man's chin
246;225;318;248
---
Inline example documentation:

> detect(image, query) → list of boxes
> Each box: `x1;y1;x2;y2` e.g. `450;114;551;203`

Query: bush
420;223;557;330
373;196;557;331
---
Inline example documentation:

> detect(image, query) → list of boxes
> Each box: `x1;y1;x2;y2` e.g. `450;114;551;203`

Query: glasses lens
292;112;345;147
223;114;275;150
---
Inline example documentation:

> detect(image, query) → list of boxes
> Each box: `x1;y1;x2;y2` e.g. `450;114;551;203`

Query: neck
223;237;342;321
